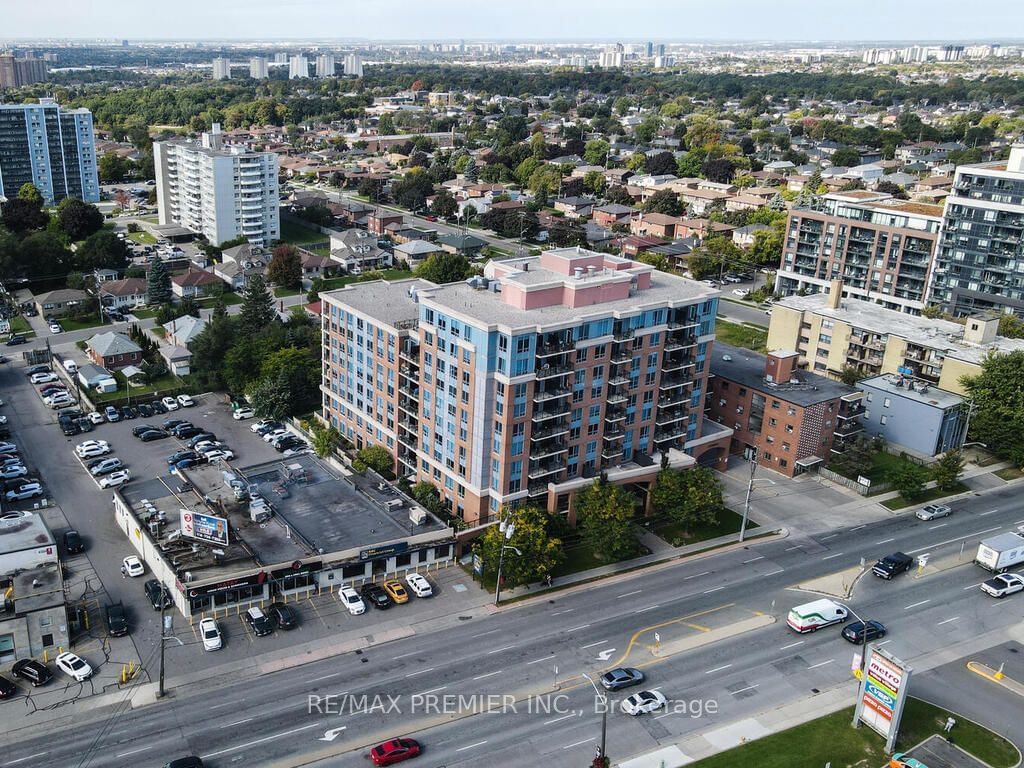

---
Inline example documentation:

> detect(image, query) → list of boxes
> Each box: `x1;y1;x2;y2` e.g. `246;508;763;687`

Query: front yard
715;320;768;352
649;508;758;547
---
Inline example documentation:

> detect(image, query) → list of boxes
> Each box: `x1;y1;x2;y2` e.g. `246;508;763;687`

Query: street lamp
580;672;608;766
492;515;522;606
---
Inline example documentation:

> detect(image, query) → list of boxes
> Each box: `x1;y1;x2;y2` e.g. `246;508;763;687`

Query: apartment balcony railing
398;383;420;398
655;408;687;427
536;363;573;380
399;344;419;363
527;481;549;497
659;376;689;391
531;424;570;441
612;328;634;342
603;427;626;440
662;355;694;373
532;441;568;460
397;433;418;450
532;405;570;422
610;350;633;365
528;459;566;480
604;407;626;422
608;374;631;387
654;425;687;442
658;392;687;408
534;387;571;403
837;405;865;419
606;391;628;405
834;420;864;436
537;340;574;357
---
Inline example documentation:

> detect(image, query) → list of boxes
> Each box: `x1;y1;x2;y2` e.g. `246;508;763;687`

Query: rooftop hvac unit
409;506;427;525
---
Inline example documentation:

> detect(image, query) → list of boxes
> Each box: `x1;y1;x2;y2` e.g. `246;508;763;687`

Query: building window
880;415;888;426
883;397;891;408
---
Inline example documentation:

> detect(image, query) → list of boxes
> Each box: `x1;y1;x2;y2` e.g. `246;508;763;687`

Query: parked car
132;424;161;437
87;411;105;425
369;738;421;766
140;429;169;442
0;442;17;455
174;426;204;440
199;618;222;651
150;399;168;414
916;504;953;521
621;690;668;716
105;602;129;637
0;676;18;699
267;602;298;630
55;651;93;682
122;555;144;577
63;529;85;555
105;405;121;422
90;458;124;476
163;418;187;431
30;372;58;384
5;334;26;346
338;586;366;615
11;659;52;687
167;450;199;465
187;432;217;448
121;405;138;420
137;402;154;417
99;469;131;489
981;573;1024;598
382;580;410;605
232;407;255;420
75;440;111;458
600;667;645;691
177;394;195;408
144;580;172;610
404;573;433;598
244;606;274;637
48;323;63;334
0;464;28;480
202;449;235;462
161;396;180;411
360;583;393;610
5;482;43;501
263;429;289;443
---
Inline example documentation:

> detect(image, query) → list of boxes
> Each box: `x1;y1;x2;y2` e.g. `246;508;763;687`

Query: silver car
916;503;952;521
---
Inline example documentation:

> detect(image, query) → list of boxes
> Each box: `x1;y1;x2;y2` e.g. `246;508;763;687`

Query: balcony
659;376;689;390
532;405;570;422
535;386;571;402
655;409;686;427
608;374;630;387
654;425;687;442
398;383;420;399
666;319;698;331
662;355;693;372
834;420;864;437
837;404;865;419
528;459;566;480
612;328;634;342
601;445;623;461
611;350;633;365
527;481;549;497
603;427;625;441
397;432;418;450
536;362;573;379
604;407;626;422
531;424;570;441
607;391;628;405
532;441;568;460
537;340;574;357
658;391;687;408
399;343;419;363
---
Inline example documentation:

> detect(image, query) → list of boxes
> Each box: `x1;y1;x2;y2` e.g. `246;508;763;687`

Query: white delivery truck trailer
975;532;1024;572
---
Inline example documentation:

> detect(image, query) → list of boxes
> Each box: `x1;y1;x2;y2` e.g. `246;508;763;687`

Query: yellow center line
608;603;734;669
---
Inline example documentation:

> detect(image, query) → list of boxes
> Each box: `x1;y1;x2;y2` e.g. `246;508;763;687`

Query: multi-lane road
5;480;1022;768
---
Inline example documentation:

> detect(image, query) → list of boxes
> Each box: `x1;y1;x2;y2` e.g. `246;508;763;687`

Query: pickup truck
872;552;914;579
105;602;129;637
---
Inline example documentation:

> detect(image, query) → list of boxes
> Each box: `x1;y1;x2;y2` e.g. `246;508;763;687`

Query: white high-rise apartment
315;53;336;77
212;57;231;80
273;52;289;64
249;56;268;79
344;53;363;77
288;55;308;79
154;124;279;247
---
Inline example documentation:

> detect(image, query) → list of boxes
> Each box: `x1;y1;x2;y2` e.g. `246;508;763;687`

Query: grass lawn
716;320;768;352
127;230;157;245
59;315;111;333
279;217;329;246
552;537;652;580
150;327;166;338
274;286;303;298
131;308;158;319
6;316;35;338
691;697;1019;768
832;450;923;487
883;481;970;510
649;508;758;547
91;372;185;404
196;293;242;308
995;466;1024;481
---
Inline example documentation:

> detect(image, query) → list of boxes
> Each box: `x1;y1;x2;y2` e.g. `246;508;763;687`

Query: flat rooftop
859;374;964;410
322;278;435;329
0;513;54;555
711;342;858;406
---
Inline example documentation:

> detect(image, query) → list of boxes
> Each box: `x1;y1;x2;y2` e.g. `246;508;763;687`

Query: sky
3;0;1023;42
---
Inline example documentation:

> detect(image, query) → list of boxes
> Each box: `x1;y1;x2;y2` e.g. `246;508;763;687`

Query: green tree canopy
642;188;682;216
18;183;43;205
961;350;1024;465
650;466;724;536
0;197;49;234
479;505;563;589
575;479;638;562
415;252;472;284
74;229;130;271
267;244;302;290
238;273;276;335
146;255;172;305
56;198;104;241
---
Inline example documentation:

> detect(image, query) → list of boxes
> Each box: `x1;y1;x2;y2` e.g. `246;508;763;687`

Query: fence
818;467;893;497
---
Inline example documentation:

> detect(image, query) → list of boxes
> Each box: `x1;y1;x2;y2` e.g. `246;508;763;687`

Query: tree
650;466;723;539
575;479;638;562
238;273;276;335
875;180;909;200
961;350;1024;465
391;168;436;211
642;188;682;216
307;420;343;458
583;139;610;166
247;369;293;421
462;156;478;183
887;462;929;501
805;168;823;193
645;151;678;176
830;436;873;479
56;198;104;241
432;188;458;220
702;157;737;184
0;197;49;234
268;244;302;290
98;153;132;183
12;231;71;281
146;256;172;305
605;185;634;206
684;115;720;149
188;309;236;390
688;236;745;280
479;505;563;589
998;314;1024;339
838;365;862;386
749;221;784;267
830;147;861;167
932;450;965;491
415;252;472;284
377;113;395;136
353;445;394;475
74;229;130;271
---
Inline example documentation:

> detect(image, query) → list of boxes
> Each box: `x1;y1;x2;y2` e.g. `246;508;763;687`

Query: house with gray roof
86;331;143;371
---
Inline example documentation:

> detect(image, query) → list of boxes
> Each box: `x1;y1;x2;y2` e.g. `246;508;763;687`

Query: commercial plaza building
0;98;99;205
931;143;1024;317
320;248;732;526
776;191;942;314
154;124;279;246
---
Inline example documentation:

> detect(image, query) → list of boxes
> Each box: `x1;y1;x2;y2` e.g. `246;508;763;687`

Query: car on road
981;573;1024;598
5;334;26;346
105;602;129;637
369;738;421;766
232;407;255;420
30;372;58;384
841;620;887;644
123;555;144;577
139;429;169;442
161;396;180;411
55;651;93;682
361;583;393;610
338;586;366;615
177;394;195;407
0;464;28;480
11;659;52;687
245;606;274;637
89;457;124;476
621;690;668;716
99;469;131;488
76;440;111;458
5;482;43;501
916;504;952;521
383;580;409;604
199;618;222;651
267;602;298;630
404;573;433;598
48;323;63;334
144;580;172;610
105;405;121;422
600;667;645;691
0;676;18;699
872;552;914;579
162;757;204;768
63;529;85;555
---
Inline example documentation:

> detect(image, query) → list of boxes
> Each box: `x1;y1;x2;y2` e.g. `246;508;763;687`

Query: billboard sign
358;542;408;561
180;509;229;547
854;646;912;751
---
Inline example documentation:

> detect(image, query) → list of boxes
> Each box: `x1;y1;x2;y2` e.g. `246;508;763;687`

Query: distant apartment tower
153;124;279;247
249;56;268;79
777;190;942;314
0;98;99;205
315;53;336;78
273;52;289;64
211;57;231;80
320;248;730;526
599;48;624;68
288;55;308;79
344;53;363;78
931;143;1024;317
0;52;48;88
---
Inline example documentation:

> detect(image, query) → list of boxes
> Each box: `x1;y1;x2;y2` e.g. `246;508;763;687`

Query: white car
981;573;1024;598
621;690;668;716
75;440;111;458
0;442;17;454
202;449;235;462
199;618;222;651
282;444;309;457
5;483;42;501
30;372;58;384
0;464;28;479
338;586;366;615
87;411;105;424
405;573;433;598
232;407;255;420
0;416;7;425
56;652;92;682
916;504;952;521
47;395;74;409
122;555;145;577
263;429;289;443
49;323;63;334
194;440;225;452
176;394;195;407
251;419;275;433
161;396;179;411
99;469;131;489
731;288;748;297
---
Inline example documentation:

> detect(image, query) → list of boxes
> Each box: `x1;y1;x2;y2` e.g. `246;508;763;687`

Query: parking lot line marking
116;746;153;758
226;718;253;727
683;571;711;580
703;586;726;594
565;624;591;633
742;556;764;564
634;604;660;613
822;553;845;560
779;641;804;650
405;667;436;677
562;738;595;750
487;645;516;654
876;640;892;646
202;723;319;759
937;617;960;626
874;538;895;545
964;583;982;591
4;752;49;765
456;741;488;752
544;713;577;725
472;628;501;638
616;590;643;598
472;670;502;681
763;568;785;576
904;600;931;610
808;659;834;669
705;664;732;675
931;523;948;529
580;640;607;649
527;655;555;665
731;684;760;695
416;686;448;696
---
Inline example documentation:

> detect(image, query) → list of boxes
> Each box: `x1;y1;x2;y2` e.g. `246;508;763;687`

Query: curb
966;661;1024;698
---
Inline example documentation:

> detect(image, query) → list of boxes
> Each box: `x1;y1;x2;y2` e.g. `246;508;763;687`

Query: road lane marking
551;609;575;616
684;571;711;580
808;659;834;669
742;556;764;564
980;509;999;516
456;741;488;752
931;523;948;529
851;525;867;531
822;534;839;540
201;724;319;759
785;545;803;551
392;652;417;660
116;747;153;758
405;667;436;677
964;583;983;591
473;670;502;680
487;645;516;654
634;604;660;613
226;718;253;727
937;617;960;626
731;684;760;695
527;655;554;665
617;590;643;598
822;553;845;560
416;686;448;696
565;624;591;633
703;586;726;594
875;538;895;545
472;629;501;638
209;701;241;710
705;664;732;675
562;738;596;750
3;753;48;765
544;713;577;725
763;568;785;576
580;640;608;649
780;641;805;650
307;672;342;681
905;600;931;610
906;526;1002;555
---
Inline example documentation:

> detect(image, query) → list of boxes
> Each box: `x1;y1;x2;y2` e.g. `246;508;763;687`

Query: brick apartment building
320;247;733;526
706;343;864;477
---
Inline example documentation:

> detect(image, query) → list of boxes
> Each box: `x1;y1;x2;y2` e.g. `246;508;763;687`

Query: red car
369;738;421;765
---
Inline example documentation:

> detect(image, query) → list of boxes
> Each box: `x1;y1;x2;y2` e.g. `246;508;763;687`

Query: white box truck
975;532;1024;572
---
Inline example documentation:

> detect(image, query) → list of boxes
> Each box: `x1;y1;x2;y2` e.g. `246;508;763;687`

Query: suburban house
630;212;684;239
436;233;487;257
77;362;118;394
163;314;207;347
35;288;88;318
301;251;334;279
592;203;636;228
679;187;729;216
394;239;443;269
212;259;263;291
553;196;596;220
172;269;221;299
367;212;403;236
86;331;143;371
330;229;388;272
99;278;147;310
732;223;772;249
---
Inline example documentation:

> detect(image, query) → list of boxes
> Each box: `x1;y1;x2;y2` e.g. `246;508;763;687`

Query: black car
144;580;173;610
187;432;217;448
60;418;81;436
267;602;298;630
276;437;305;452
842;620;887;644
5;335;26;346
137;403;154;417
175;426;204;440
105;602;130;637
77;417;94;433
167;450;199;465
11;659;52;687
150;400;168;414
0;675;18;699
872;552;914;580
600;667;645;691
360;583;393;610
244;607;274;636
63;529;85;555
121;405;139;420
163;758;204;768
163;418;187;430
140;429;169;442
133;424;162;437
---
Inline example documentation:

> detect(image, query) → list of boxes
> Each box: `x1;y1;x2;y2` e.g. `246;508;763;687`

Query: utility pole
582;673;608;766
493;513;521;606
740;446;757;543
157;585;167;698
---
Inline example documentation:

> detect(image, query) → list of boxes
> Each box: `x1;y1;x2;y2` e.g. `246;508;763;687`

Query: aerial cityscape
2;5;1024;768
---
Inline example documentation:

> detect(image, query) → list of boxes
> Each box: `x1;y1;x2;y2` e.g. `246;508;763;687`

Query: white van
62;359;78;374
786;599;848;633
